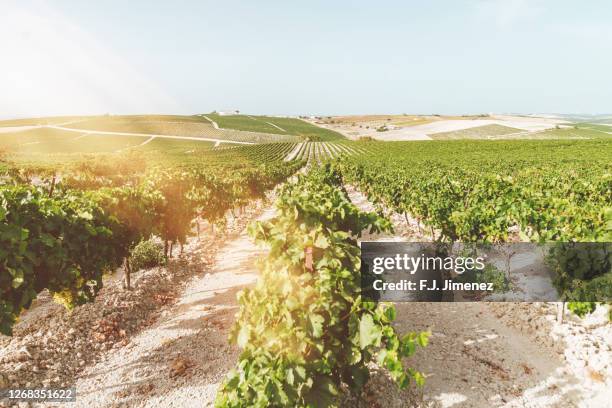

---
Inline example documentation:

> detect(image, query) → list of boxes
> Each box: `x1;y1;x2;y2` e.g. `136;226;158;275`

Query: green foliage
455;264;511;293
216;167;428;408
335;139;611;243
0;144;302;335
547;243;611;318
0;185;124;335
130;239;165;271
566;302;597;318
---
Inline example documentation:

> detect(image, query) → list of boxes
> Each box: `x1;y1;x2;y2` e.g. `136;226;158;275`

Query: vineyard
61;116;303;144
0;131;309;333
428;124;523;140
206;114;345;141
288;142;369;164
0;117;611;407
335;139;611;242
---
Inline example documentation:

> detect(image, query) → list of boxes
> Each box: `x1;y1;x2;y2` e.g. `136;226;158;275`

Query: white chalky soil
67;206;276;408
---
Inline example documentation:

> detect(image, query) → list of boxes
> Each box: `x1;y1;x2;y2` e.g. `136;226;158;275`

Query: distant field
10;136;147;154
64;115;300;143
207;114;344;141
577;123;612;132
0;128;76;147
428;124;612;141
0;127;224;155
320;114;489;126
535;126;612;139
1;128;148;153
0;116;91;127
134;137;215;153
64;115;212;134
429;124;522;140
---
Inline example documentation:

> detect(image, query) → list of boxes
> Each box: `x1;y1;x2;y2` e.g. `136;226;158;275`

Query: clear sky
1;0;611;118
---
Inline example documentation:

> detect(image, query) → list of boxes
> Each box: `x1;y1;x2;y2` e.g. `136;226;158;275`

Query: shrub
547;242;611;318
357;136;376;142
455;263;511;293
130;239;165;271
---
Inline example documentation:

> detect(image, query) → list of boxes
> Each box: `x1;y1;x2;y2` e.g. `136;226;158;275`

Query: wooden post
48;174;56;197
305;246;313;272
557;302;565;323
124;258;132;290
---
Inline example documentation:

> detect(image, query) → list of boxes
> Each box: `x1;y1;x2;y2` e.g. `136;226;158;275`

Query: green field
64;115;300;143
0;129;148;154
536;125;612;139
206;114;345;141
576;123;612;132
63;115;213;134
0;116;92;127
0;128;75;148
429;124;522;140
134;137;215;153
429;123;612;140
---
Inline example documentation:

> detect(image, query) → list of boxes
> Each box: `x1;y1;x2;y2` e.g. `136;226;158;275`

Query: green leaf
359;313;381;349
314;234;329;249
383;305;397;322
236;326;249;348
417;331;430;347
309;314;324;338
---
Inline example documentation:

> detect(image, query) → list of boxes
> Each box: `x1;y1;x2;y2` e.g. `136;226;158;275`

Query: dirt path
284;142;304;161
201;115;220;130
69;206;276;408
346;187;604;408
266;121;286;132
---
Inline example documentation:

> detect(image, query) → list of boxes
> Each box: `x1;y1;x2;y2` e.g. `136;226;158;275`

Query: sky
1;0;611;118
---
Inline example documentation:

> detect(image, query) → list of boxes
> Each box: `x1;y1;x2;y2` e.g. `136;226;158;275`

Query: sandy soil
65;206;276;408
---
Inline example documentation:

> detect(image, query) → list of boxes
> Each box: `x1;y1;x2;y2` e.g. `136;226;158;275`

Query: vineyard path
70;206;277;408
347;187;600;408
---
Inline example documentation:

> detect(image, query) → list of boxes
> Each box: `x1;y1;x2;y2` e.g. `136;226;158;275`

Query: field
0;116;93;127
316;114;486;126
62;115;302;143
430;124;612;140
576;123;612;132
287;141;368;164
0;128;149;153
206;113;345;141
428;124;523;139
1;114;611;407
317;114;575;141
